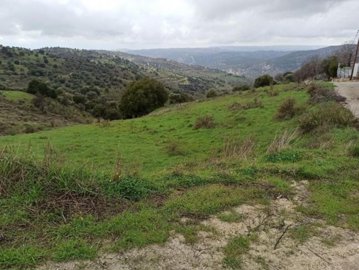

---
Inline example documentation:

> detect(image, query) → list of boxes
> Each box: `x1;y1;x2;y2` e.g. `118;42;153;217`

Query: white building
337;63;359;79
354;63;359;78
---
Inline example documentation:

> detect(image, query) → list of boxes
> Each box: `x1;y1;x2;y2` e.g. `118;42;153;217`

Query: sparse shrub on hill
120;78;168;118
254;74;275;88
169;92;193;104
232;85;250;92
276;98;299;120
349;145;359;158
194;115;215;129
307;84;345;104
206;89;218;98
299;102;355;133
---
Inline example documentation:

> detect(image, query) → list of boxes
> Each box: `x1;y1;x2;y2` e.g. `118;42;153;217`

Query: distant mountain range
127;46;343;78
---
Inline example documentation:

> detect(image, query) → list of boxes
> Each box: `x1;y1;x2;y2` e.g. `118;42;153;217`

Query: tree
321;56;338;79
27;79;57;98
294;57;322;82
254;75;274;88
120;78;168;118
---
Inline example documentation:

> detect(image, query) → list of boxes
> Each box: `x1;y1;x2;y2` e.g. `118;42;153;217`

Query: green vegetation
254;74;274;88
0;90;34;102
120;78;168;118
218;210;243;223
0;82;359;268
223;235;251;269
27;79;57;99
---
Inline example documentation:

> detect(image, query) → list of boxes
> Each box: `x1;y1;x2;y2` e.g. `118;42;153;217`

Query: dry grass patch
267;129;298;154
193;115;216;129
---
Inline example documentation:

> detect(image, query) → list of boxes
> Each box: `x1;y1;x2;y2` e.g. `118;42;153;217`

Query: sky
0;0;358;50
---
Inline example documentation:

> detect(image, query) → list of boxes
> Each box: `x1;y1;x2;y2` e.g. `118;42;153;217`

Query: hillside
129;46;344;78
0;45;247;97
0;90;91;135
1;82;359;269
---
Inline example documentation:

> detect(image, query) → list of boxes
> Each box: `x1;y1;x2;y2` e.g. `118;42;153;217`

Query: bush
276;98;297;120
232;85;250;92
169;92;193;104
27;79;57;99
193;115;215;129
349;145;359;158
120;78;168;118
299;102;355;133
254;74;274;88
307;84;345;104
206;90;218;98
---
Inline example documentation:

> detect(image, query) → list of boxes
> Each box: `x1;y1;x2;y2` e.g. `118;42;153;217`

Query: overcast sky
0;0;358;50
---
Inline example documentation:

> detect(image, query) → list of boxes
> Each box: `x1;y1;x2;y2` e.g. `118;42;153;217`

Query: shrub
254;74;274;88
276;98;297;120
299;102;355;133
27;79;57;99
193;115;215;129
169;92;193;104
206;90;218;98
349;145;359;158
307;84;346;104
120;78;168;118
232;85;250;92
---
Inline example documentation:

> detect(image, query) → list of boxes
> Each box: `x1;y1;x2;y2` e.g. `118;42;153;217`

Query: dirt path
38;181;359;270
335;81;359;118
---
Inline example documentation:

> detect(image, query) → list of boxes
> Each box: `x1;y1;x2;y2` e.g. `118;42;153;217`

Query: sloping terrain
0;82;359;269
0;45;247;97
0;90;91;135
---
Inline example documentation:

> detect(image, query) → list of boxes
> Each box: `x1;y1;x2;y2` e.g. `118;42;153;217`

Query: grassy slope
0;84;307;176
0;90;34;102
0;90;91;136
0;83;359;269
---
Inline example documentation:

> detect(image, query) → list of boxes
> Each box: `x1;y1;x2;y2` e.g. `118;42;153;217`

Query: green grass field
0;90;34;103
1;82;359;269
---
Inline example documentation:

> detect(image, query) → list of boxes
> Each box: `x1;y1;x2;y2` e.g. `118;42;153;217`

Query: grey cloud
0;0;357;49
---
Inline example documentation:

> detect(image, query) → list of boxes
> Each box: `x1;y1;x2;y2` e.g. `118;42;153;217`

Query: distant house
337;64;352;78
337;62;359;78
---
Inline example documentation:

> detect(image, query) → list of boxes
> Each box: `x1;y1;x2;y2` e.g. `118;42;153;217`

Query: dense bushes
120;78;168;118
254;75;274;88
27;79;57;98
294;56;339;82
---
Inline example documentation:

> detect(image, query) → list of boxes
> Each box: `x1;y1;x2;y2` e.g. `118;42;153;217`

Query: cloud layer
0;0;358;49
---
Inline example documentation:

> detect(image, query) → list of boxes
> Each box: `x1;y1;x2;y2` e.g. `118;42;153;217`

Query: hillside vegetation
0;45;246;98
0;90;91;135
0;82;358;269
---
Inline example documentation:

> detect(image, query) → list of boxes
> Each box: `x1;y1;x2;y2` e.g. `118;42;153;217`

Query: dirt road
335;81;359;118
